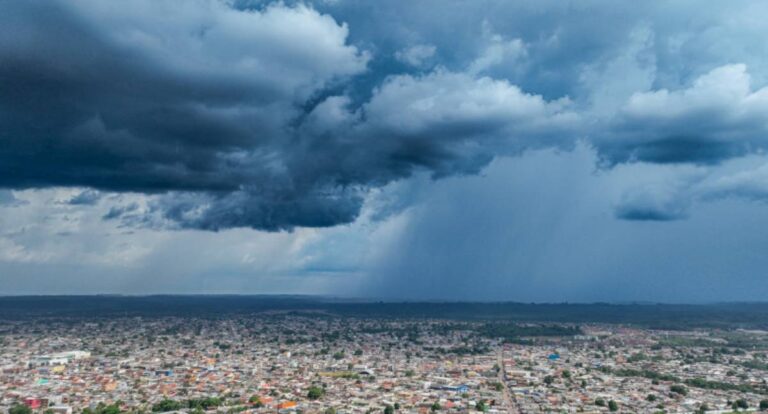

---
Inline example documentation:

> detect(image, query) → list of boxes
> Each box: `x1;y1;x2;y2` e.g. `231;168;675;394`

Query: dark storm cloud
596;65;768;166
0;0;372;230
0;0;580;230
362;149;768;302
614;201;688;222
4;0;768;229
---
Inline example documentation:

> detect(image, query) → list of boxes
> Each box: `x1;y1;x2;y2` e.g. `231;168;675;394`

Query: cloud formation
599;65;768;165
395;44;436;68
0;0;371;230
3;0;768;230
0;0;581;231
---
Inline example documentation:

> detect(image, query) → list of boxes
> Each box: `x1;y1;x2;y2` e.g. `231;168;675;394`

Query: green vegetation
151;397;223;412
152;399;183;413
12;298;768;330
187;397;223;410
248;395;263;407
608;400;618;412
627;352;648;362
434;345;489;355
670;385;688;396
685;377;763;395
83;403;121;414
610;367;766;396
741;359;768;371
594;398;605;407
732;399;748;410
478;323;581;341
614;371;768;395
9;404;32;414
320;370;360;380
612;368;679;382
308;386;326;400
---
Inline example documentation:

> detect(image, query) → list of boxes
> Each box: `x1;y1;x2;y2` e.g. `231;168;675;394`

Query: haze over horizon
2;0;768;302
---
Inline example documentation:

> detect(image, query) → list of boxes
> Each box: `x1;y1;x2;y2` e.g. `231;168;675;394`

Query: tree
670;385;688;396
384;405;394;414
760;400;768;411
562;370;571;379
646;394;657;402
249;395;263;408
733;399;748;410
308;386;325;400
97;404;120;414
543;375;554;385
9;405;32;414
698;403;709;413
324;408;336;414
152;399;182;413
430;402;441;412
594;398;605;407
476;401;487;412
608;400;618;412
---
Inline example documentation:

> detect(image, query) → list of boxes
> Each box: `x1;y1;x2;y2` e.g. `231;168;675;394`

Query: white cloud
66;0;369;100
599;64;768;163
467;24;527;75
363;69;578;143
623;64;763;121
395;44;436;67
699;161;768;202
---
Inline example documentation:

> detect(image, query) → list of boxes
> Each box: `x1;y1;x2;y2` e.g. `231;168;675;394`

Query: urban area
3;315;768;414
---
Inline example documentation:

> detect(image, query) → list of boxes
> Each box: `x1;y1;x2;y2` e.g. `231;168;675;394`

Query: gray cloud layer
3;0;768;229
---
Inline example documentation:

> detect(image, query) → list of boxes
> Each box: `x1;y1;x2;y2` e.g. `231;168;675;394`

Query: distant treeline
152;397;224;412
478;323;582;340
609;368;767;395
1;296;768;329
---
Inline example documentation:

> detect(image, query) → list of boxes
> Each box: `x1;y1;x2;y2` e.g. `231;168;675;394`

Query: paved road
496;347;520;414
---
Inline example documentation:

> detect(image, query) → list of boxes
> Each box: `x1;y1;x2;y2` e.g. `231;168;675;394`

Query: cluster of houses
2;318;768;413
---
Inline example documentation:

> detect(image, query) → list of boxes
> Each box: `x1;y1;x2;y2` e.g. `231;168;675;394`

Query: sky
2;0;768;301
